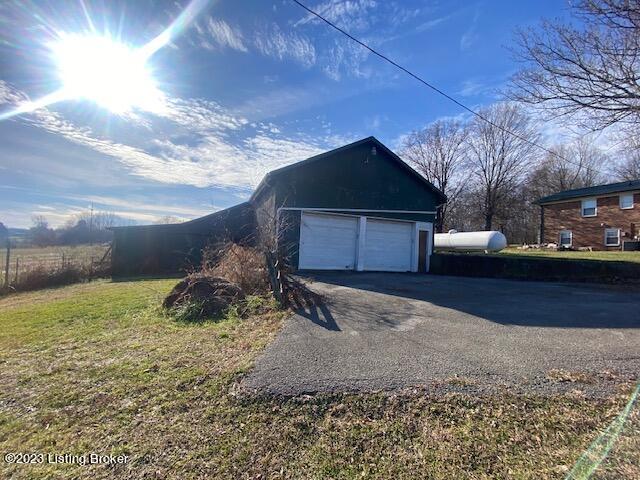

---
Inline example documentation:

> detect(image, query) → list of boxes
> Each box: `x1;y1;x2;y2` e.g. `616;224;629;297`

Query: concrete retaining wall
430;253;640;283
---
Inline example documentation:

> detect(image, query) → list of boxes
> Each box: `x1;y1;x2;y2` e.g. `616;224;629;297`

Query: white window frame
559;230;572;247
620;193;634;210
581;198;597;217
604;228;621;247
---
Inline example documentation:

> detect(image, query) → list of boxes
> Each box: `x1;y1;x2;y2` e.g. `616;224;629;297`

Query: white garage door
299;213;358;270
363;219;413;272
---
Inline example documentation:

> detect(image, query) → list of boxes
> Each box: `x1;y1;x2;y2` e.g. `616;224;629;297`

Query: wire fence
0;245;111;287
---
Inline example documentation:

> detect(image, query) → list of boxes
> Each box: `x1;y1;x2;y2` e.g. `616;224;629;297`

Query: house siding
542;193;640;250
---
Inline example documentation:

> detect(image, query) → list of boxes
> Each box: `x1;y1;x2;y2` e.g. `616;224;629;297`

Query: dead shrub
1;261;111;295
201;243;270;295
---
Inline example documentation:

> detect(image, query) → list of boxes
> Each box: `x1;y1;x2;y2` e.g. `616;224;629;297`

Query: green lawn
0;279;637;479
498;247;640;263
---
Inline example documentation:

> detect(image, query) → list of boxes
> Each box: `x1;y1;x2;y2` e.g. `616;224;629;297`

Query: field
498;247;640;263
0;279;638;479
0;244;109;284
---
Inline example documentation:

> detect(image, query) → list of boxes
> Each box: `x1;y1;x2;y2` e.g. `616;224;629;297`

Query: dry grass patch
547;369;596;384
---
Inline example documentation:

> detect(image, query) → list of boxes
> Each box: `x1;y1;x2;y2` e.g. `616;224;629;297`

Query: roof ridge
537;179;640;204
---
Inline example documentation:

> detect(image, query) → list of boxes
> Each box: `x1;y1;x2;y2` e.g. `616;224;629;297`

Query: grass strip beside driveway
0;279;636;479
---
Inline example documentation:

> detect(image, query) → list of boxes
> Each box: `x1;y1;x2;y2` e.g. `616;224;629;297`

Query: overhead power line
290;0;607;177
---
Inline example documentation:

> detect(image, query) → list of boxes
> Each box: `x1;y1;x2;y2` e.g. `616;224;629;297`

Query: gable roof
250;136;447;204
536;179;640;205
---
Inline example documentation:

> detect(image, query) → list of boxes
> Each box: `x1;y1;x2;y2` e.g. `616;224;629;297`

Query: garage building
111;137;446;275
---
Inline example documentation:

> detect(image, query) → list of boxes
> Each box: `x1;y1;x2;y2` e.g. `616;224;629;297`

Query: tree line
400;102;626;242
21;213;119;247
402;0;640;243
8;213;185;247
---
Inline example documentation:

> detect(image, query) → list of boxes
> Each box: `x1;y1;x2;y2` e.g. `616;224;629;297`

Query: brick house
536;180;640;250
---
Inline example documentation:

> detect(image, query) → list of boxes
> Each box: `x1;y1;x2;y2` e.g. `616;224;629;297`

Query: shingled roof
536;179;640;205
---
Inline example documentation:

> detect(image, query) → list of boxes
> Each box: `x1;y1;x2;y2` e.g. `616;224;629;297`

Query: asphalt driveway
243;273;640;396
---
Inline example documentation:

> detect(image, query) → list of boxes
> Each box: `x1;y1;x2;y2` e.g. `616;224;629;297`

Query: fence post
264;251;284;307
3;240;10;289
13;257;18;285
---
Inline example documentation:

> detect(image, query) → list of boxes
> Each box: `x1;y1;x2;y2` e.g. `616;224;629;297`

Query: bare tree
508;0;640;130
613;134;640;180
466;103;539;230
31;215;48;229
29;215;55;246
615;152;640;180
529;136;609;198
401;119;468;232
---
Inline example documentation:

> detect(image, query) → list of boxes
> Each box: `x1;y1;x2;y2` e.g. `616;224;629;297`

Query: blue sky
0;0;571;228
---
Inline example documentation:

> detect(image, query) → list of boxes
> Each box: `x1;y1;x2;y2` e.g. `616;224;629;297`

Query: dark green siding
272;142;438;223
253;139;441;270
111;202;256;276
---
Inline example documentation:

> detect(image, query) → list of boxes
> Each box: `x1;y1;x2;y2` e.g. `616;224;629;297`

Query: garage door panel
299;213;358;270
363;219;413;272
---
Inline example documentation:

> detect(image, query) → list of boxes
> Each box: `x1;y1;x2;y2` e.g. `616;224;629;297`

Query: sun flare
51;34;164;113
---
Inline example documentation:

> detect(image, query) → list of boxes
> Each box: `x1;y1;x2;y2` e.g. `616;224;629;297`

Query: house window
620;194;634;209
581;198;597;217
559;230;572;247
605;228;621;247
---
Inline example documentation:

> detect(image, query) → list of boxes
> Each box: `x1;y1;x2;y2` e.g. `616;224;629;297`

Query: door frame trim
291;209;434;272
415;223;433;273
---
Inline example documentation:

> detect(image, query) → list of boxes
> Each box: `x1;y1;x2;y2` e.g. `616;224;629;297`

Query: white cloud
0;81;343;191
66;194;216;218
321;41;371;80
189;3;431;81
415;15;450;32
295;0;378;32
254;23;316;69
198;18;248;52
0;81;26;104
458;79;484;97
460;10;480;51
191;17;318;70
29;204;181;226
160;95;248;132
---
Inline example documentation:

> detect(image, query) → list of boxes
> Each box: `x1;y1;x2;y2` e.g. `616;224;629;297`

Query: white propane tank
434;230;507;252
